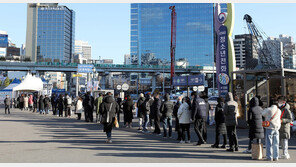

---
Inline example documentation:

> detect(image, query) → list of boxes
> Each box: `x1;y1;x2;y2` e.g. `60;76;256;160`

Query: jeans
162;116;173;137
45;107;49;114
5;106;10;114
226;126;239;149
106;132;112;139
39;110;44;114
265;129;279;160
281;139;289;157
138;118;143;128
142;114;149;131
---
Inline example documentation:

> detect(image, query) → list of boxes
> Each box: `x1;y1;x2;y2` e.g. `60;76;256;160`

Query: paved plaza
0;108;296;163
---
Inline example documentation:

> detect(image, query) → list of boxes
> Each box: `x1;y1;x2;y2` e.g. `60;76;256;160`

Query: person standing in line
137;93;145;131
262;99;281;161
33;93;38;113
152;93;162;135
148;93;155;130
39;95;45;114
4;95;11;114
65;94;72;117
178;96;192;143
75;97;83;120
44;95;51;114
142;93;153;132
224;92;239;152
51;93;57;115
191;91;207;145
160;93;174;138
57;94;64;117
203;94;210;142
83;91;94;122
173;96;183;141
123;95;134;128
243;97;264;153
19;94;24;111
95;93;103;123
211;97;227;148
99;93;119;143
24;94;29;111
278;96;292;159
29;94;33;111
115;94;123;125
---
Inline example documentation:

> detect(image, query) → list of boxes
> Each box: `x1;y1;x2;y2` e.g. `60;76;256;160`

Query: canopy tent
13;73;43;93
3;78;21;91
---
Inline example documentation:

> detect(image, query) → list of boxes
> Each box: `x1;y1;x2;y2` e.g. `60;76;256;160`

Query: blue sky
0;3;295;64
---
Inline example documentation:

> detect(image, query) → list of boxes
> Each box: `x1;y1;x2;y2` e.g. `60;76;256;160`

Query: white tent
13;73;43;93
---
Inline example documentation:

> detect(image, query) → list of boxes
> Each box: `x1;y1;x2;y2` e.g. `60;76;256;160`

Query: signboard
139;78;152;85
173;75;204;86
122;83;129;91
72;74;82;77
197;86;205;92
217;25;230;97
87;81;92;91
116;85;122;90
0;34;8;48
0;48;6;57
93;81;99;91
43;83;53;96
188;75;205;86
172;76;187;86
193;86;198;91
78;64;94;73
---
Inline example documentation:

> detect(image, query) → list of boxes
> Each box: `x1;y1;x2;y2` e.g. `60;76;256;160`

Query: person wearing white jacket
75;97;83;120
178;97;192;144
262;100;281;161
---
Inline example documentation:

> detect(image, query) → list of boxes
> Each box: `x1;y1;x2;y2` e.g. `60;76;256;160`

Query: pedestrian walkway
0;108;295;163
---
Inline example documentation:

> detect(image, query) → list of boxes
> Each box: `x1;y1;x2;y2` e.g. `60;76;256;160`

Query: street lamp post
92;67;96;96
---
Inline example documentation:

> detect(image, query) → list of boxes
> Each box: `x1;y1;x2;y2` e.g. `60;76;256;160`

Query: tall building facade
130;3;214;66
124;54;131;65
25;3;75;63
74;40;91;60
0;31;8;58
233;34;258;69
264;37;283;68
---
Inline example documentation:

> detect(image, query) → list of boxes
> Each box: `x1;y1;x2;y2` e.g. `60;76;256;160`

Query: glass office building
131;3;215;66
26;3;75;63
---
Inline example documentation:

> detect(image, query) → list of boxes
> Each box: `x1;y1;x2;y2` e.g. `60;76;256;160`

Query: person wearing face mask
278;96;292;160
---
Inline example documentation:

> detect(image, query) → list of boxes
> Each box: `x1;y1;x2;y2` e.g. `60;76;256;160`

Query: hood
225;92;234;102
164;94;170;101
250;97;259;108
284;103;290;110
104;95;114;103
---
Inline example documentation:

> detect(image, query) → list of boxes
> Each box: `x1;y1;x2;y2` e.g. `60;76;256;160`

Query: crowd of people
3;90;294;161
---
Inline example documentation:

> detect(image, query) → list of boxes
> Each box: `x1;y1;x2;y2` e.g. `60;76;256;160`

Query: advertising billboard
0;34;8;48
0;48;6;57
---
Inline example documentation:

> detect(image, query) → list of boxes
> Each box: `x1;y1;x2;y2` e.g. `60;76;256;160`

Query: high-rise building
74;40;91;60
264;37;283;68
124;54;131;65
130;3;214;66
0;31;8;58
233;34;258;69
25;3;75;63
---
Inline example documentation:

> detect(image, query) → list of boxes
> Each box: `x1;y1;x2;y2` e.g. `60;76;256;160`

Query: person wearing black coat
160;93;174;138
99;95;119;143
44;95;51;114
211;97;227;148
39;95;45;114
51;94;57;115
137;94;145;130
4;95;11;114
173;96;183;141
123;95;134;128
83;92;94;122
57;94;64;117
151;93;162;135
244;97;264;153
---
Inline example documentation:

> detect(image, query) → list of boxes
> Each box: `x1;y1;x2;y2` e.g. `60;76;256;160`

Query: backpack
67;97;72;105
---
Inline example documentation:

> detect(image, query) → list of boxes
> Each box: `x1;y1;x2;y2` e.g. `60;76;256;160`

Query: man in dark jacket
51;93;57;115
143;93;153;132
243;97;264;153
137;93;145;130
203;94;210;142
191;91;207;145
83;92;94;122
57;94;64;117
44;95;51;114
151;93;162;135
99;94;119;143
4;95;11;114
173;96;182;141
33;93;38;113
160;93;174;138
224;92;239;152
278;96;292;159
211;97;227;148
39;95;45;114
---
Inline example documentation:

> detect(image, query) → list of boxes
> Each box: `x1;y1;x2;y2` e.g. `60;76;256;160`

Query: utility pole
169;6;176;90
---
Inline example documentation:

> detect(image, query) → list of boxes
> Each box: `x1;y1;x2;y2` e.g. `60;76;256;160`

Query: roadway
0;108;295;163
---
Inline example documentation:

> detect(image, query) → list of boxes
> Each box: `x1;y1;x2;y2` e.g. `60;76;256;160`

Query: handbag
262;110;278;127
114;117;119;128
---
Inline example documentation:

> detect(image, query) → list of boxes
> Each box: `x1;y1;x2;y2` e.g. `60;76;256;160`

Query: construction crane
243;14;279;69
169;6;176;84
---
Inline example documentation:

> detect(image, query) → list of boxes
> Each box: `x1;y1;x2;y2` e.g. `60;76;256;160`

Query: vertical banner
87;81;92;92
93;81;99;91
